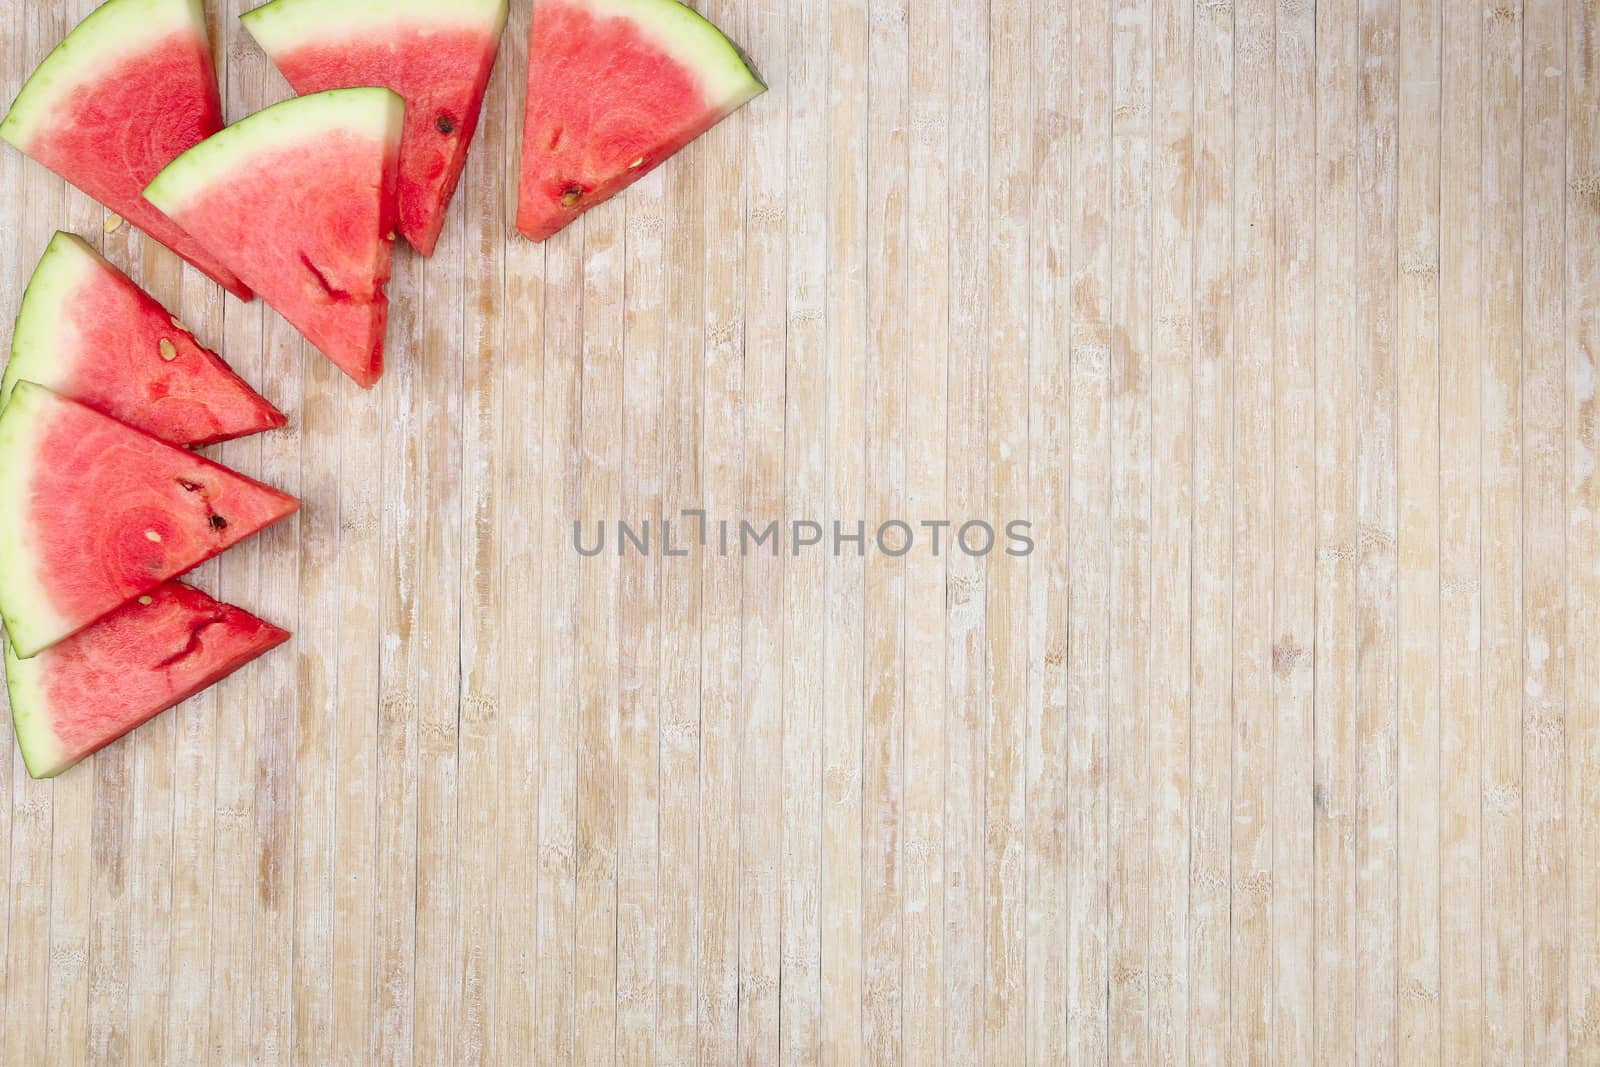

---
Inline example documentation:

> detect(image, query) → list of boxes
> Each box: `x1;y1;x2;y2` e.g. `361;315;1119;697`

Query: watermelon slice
0;383;299;658
242;0;509;257
5;582;288;778
516;0;763;242
3;232;285;447
0;0;250;299
144;89;404;388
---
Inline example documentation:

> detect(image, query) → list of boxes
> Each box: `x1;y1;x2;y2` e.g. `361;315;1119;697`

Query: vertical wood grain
1272;0;1318;1059
1521;0;1570;1058
1147;0;1193;1059
1231;0;1276;1055
1189;0;1234;1058
904;0;952;1059
822;0;869;1058
493;0;544;1058
1482;0;1527;1057
1438;0;1486;1058
1314;0;1362;1056
1396;0;1443;1059
736;1;788;1062
0;1;1595;1063
863;0;908;1057
1566;0;1600;1059
1108;0;1153;1057
1026;0;1071;1057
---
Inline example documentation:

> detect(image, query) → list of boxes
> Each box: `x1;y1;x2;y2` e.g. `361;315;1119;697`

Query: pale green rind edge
3;637;65;779
242;0;508;53
1;233;101;413
578;0;765;108
144;87;406;215
0;0;209;149
0;382;69;661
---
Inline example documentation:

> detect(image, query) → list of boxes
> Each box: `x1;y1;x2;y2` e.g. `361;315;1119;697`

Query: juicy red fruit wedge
4;232;284;447
6;582;289;778
243;0;509;257
517;0;764;242
0;0;250;298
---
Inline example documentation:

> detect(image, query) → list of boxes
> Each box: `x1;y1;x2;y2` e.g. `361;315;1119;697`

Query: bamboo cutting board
0;0;1597;1063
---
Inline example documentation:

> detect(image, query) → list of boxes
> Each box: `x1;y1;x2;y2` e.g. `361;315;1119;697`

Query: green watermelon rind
1;232;99;415
145;87;406;217
0;0;210;150
576;0;765;108
2;637;63;779
242;0;508;47
0;383;70;661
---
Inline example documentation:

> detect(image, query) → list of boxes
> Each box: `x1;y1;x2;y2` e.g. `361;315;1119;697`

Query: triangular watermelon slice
144;89;404;388
3;232;285;447
0;0;251;299
516;0;763;242
0;383;299;658
242;0;509;257
6;582;289;778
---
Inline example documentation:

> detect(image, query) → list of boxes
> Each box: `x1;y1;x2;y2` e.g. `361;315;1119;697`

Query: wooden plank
1271;0;1318;1058
736;0;788;1061
1067;0;1113;1059
697;0;749;1058
904;0;952;1059
985;0;1030;1054
862;0;908;1057
1396;0;1443;1058
535;217;585;1066
1189;0;1233;1058
1566;0;1600;1060
1108;0;1153;1056
1314;0;1362;1056
1437;0;1486;1057
409;110;467;1067
822;0;869;1058
574;194;625;1067
1231;0;1275;1056
1481;0;1527;1058
656;110;706;1067
1521;0;1570;1059
1355;0;1402;1059
454;21;514;1061
779;0;828;1056
1025;0;1071;1057
944;0;989;1054
1147;0;1193;1058
492;0;545;1058
615;152;665;1067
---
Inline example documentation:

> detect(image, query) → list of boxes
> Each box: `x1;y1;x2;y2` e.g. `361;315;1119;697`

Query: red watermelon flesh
0;0;250;299
3;232;284;447
144;89;404;388
517;0;763;242
242;0;509;257
0;383;300;659
6;582;288;778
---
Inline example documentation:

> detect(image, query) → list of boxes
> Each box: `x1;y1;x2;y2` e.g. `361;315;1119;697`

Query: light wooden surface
0;0;1597;1062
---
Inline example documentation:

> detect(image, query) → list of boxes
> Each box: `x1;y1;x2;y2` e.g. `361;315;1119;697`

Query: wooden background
1;0;1597;1062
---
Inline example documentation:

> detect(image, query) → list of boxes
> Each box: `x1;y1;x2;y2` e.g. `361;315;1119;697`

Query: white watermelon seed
169;315;188;333
145;530;162;543
138;596;153;606
630;157;644;169
104;214;123;233
159;339;177;361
